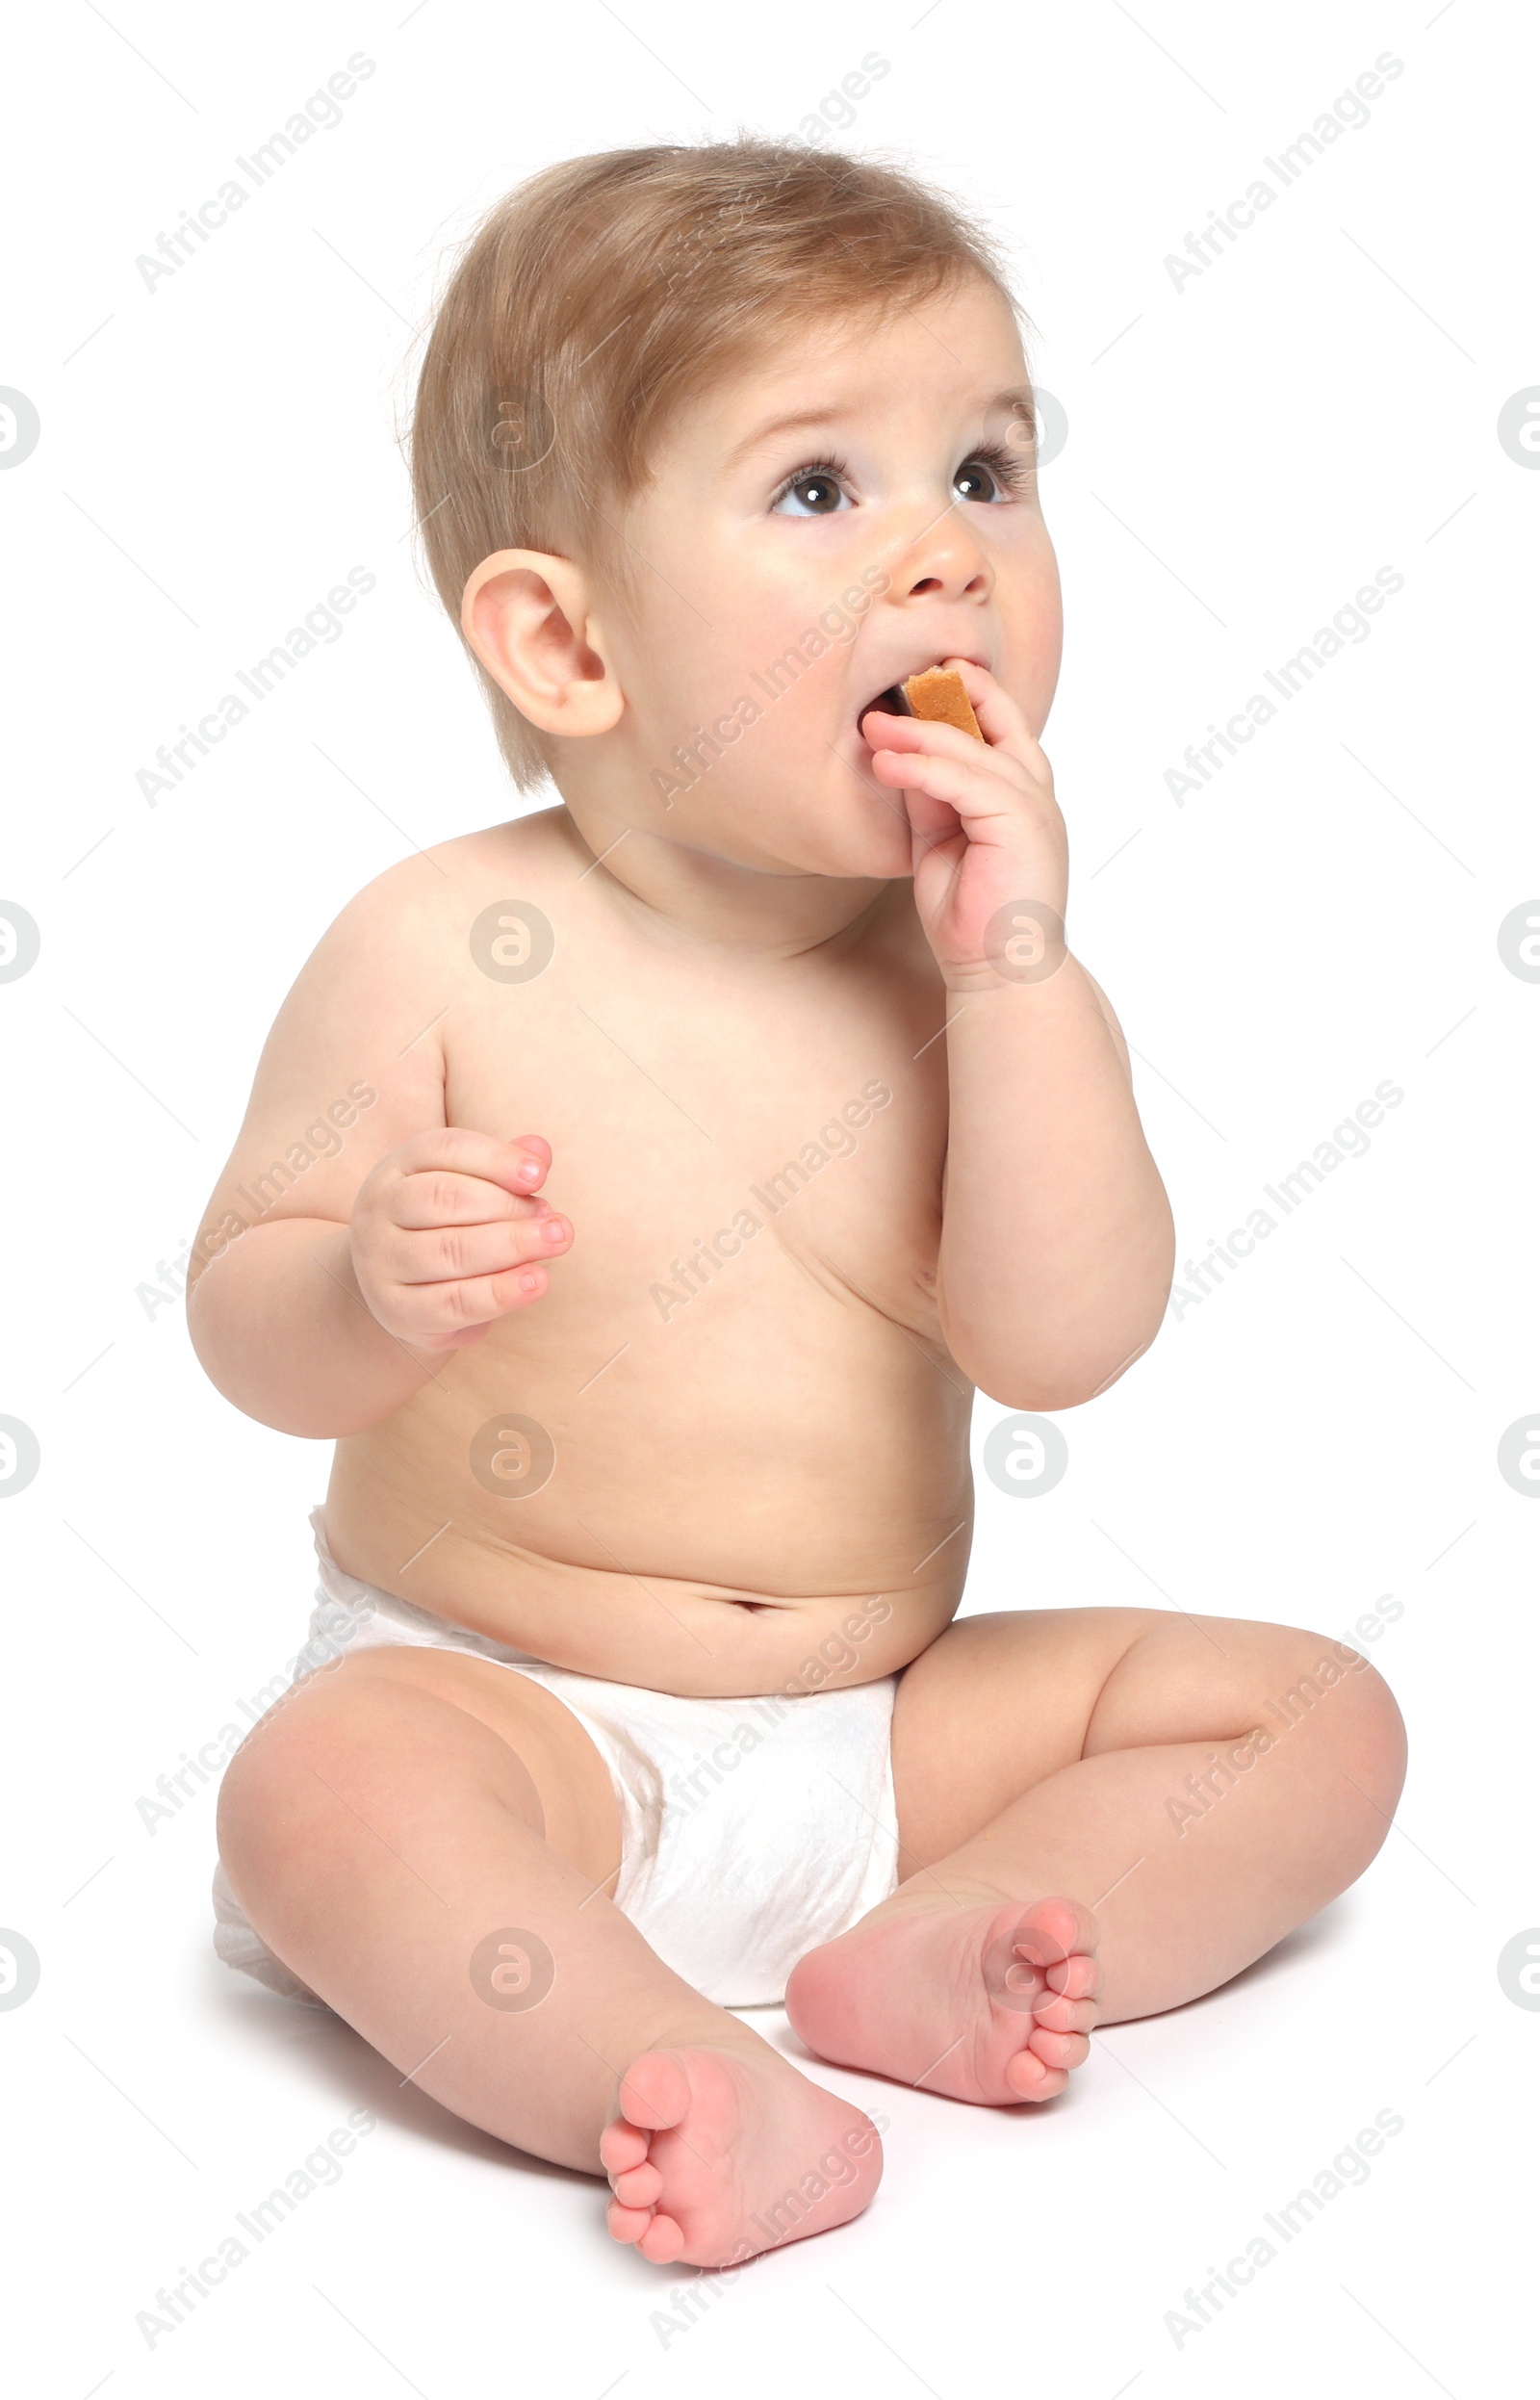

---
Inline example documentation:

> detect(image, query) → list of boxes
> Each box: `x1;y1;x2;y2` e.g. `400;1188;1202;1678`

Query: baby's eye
770;465;853;517
954;453;1014;503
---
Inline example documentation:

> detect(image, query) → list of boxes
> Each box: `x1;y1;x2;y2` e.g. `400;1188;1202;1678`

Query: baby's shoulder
315;808;570;976
225;812;573;1181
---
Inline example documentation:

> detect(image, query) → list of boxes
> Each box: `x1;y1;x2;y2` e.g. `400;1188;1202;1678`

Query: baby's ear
460;548;622;736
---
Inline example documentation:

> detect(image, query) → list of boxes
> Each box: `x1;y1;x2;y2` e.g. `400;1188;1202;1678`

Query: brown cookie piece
902;666;985;741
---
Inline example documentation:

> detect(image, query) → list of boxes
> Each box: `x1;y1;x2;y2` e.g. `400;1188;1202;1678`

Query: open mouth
860;683;914;732
859;662;989;750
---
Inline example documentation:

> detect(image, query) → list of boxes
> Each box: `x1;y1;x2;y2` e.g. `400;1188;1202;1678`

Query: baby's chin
644;750;918;883
758;802;917;885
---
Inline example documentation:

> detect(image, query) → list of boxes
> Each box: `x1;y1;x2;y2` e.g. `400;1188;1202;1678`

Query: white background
2;1;1535;2392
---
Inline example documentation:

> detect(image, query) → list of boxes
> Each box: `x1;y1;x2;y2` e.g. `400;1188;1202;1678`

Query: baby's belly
322;1278;974;1697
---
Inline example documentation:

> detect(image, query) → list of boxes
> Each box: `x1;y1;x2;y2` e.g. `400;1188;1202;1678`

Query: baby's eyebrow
726;384;1037;471
725;403;850;468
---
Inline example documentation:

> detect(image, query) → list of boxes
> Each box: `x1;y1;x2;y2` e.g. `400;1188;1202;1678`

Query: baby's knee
215;1655;401;1883
1274;1627;1407;1809
1338;1651;1407;1802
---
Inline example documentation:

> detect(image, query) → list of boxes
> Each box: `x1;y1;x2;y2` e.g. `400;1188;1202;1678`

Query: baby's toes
617;2048;693;2129
1005;2050;1068;2102
637;2211;686;2265
606;2196;654;2245
1027;2026;1090;2074
1020;1895;1100;1964
600;2118;650;2176
610;2161;663;2209
1033;1991;1098;2036
1045;1952;1101;2002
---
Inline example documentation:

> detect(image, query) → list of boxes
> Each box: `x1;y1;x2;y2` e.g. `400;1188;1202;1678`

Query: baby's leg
786;1608;1406;2101
217;1648;880;2263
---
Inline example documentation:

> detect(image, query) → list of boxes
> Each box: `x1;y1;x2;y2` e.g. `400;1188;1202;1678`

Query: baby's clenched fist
350;1128;571;1351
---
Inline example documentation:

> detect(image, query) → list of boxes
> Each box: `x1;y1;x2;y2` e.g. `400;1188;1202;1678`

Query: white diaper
212;1510;901;2010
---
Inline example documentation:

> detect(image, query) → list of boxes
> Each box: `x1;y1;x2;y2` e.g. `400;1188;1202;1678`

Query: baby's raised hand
349;1130;572;1352
860;658;1068;993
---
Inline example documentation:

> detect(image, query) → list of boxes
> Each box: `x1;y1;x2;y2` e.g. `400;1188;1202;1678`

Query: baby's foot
784;1894;1100;2105
601;2043;883;2267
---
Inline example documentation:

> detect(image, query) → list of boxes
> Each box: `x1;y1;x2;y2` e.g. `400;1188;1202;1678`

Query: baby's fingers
391;1124;551;1199
392;1169;546;1230
393;1211;573;1286
940;658;1040;758
411;1259;556;1348
867;743;1016;819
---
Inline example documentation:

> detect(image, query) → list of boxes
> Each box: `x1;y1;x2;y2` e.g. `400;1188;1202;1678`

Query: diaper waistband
306;1506;550;1671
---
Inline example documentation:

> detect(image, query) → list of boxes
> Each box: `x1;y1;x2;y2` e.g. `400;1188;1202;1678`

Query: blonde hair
407;140;1020;790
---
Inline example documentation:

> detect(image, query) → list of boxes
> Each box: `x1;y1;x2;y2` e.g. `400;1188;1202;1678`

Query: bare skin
198;277;1407;2268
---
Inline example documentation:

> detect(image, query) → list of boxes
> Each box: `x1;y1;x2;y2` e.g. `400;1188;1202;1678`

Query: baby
193;140;1407;2270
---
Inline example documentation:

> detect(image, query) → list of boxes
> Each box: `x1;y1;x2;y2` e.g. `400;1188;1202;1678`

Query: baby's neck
556;805;891;963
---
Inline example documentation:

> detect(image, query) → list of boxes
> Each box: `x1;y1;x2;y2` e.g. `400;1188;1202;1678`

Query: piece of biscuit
902;666;985;741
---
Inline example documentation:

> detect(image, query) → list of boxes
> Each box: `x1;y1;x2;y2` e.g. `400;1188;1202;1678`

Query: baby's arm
863;662;1173;1409
186;867;568;1437
937;945;1170;1406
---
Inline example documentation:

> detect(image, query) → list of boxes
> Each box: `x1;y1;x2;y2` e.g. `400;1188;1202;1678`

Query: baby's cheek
1011;555;1065;734
648;646;762;753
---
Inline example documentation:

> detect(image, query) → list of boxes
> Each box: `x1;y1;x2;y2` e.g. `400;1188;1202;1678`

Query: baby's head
410;141;1062;881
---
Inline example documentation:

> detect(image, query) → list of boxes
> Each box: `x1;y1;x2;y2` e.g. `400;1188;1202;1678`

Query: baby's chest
448;973;949;1324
